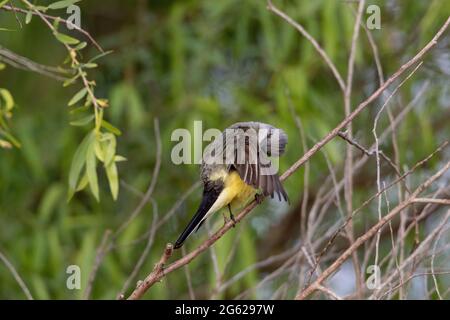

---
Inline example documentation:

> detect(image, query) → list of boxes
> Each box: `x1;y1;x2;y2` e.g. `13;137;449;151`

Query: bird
173;121;289;249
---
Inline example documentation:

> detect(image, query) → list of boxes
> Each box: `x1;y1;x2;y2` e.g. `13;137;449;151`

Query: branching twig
296;160;450;299
128;243;174;300
1;4;104;52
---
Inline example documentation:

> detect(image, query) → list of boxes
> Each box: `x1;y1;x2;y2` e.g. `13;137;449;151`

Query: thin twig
0;46;70;81
114;118;161;237
267;0;346;92
118;199;159;298
83;229;112;300
0;249;33;300
316;285;343;300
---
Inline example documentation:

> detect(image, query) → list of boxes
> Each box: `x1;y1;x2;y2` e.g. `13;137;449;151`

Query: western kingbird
174;122;288;249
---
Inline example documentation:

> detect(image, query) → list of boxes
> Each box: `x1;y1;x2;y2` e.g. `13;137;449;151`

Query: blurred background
0;0;449;299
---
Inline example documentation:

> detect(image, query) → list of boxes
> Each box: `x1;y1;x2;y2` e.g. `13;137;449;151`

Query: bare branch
296;160;450;299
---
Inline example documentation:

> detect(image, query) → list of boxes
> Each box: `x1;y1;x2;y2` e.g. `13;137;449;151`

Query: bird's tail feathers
174;188;220;249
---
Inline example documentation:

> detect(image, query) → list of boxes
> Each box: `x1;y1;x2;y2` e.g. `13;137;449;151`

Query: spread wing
226;122;289;201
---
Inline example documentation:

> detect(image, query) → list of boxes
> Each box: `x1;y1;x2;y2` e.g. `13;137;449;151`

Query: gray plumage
201;121;288;201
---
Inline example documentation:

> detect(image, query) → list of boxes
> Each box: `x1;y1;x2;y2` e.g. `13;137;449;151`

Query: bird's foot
222;212;229;227
230;212;236;227
228;204;236;228
255;193;264;204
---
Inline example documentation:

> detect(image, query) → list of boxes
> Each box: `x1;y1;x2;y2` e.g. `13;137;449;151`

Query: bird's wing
226;122;289;201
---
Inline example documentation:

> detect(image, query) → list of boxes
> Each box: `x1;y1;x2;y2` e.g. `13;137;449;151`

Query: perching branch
126;13;450;300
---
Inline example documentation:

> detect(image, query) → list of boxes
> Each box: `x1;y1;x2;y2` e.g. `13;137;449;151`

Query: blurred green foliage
0;0;449;299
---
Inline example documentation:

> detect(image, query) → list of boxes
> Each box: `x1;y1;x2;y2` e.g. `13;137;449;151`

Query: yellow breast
225;171;256;211
201;170;256;221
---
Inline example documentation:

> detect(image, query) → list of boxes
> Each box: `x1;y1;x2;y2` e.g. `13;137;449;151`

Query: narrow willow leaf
63;74;80;87
86;139;99;201
83;63;98;69
0;130;21;148
94;139;104;162
103;134;116;167
70;114;94;126
69;105;90;114
0;0;10;9
114;155;127;162
76;173;89;191
0;88;14;111
88;50;113;63
55;32;80;45
25;11;33;24
74;42;87;51
35;5;48;11
101;119;122;136
52;17;60;31
68;131;95;200
68;87;87;106
106;162;118;200
48;0;80;10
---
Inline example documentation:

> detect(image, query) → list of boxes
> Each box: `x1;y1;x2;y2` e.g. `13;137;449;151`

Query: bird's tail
174;188;220;249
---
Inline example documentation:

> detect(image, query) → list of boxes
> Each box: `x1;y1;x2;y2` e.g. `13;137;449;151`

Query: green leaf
55;32;80;45
86;139;99;201
94;139;104;162
70;114;94;126
114;155;127;162
69;105;90;114
48;0;81;10
0;129;21;148
76;173;89;191
0;0;10;9
0;88;14;111
68;87;87;106
106;162;118;200
82;63;98;69
52;18;60;31
103;133;116;167
25;11;33;24
101;119;122;136
74;42;87;51
88;50;113;64
68;131;95;200
63;74;80;87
